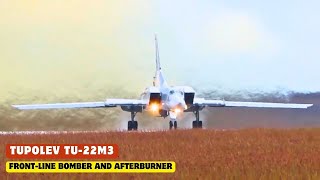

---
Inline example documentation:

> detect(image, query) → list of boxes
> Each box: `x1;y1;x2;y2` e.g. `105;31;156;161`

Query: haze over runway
0;0;320;105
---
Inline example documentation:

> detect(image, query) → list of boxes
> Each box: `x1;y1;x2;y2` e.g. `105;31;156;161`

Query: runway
0;128;231;135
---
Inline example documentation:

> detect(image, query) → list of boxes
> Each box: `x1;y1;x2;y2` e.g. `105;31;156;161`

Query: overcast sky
0;0;319;102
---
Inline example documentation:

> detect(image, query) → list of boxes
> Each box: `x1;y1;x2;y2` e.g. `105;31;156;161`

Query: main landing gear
128;112;138;131
192;110;202;129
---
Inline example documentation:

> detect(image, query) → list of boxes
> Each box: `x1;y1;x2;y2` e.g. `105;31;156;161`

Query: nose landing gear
169;111;178;130
169;121;178;130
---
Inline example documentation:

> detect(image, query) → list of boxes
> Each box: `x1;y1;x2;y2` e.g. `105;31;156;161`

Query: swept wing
12;99;147;110
193;98;313;109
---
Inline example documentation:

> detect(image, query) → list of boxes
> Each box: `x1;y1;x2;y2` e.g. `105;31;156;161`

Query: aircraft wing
193;98;313;109
12;99;147;110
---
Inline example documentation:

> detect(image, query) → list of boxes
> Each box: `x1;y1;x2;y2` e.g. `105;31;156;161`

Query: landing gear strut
128;112;138;131
192;110;202;129
169;111;178;130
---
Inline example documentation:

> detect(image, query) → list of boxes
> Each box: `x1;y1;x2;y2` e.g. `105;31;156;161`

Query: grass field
0;128;320;179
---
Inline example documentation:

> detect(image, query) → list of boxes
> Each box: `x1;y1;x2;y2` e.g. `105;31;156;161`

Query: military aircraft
12;35;313;130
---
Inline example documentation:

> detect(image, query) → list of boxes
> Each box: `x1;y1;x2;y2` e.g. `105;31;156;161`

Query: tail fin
153;34;168;88
155;34;161;71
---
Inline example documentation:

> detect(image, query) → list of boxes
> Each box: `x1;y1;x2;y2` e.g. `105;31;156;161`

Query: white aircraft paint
12;35;313;130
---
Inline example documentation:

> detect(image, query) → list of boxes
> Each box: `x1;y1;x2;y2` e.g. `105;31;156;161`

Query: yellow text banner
6;161;176;173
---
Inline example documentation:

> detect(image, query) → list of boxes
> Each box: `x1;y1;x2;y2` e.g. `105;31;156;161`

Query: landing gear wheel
128;121;133;131
169;121;173;130
174;121;177;129
192;121;202;129
128;121;138;131
192;110;202;129
198;121;202;129
128;111;138;131
133;121;138;130
192;121;197;128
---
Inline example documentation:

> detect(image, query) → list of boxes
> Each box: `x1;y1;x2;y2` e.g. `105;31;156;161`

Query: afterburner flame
174;108;182;113
150;103;159;112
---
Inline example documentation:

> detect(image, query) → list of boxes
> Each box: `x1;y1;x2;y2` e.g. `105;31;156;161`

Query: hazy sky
0;0;319;102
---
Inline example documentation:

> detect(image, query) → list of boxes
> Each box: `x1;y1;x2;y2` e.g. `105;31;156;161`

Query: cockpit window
169;89;183;96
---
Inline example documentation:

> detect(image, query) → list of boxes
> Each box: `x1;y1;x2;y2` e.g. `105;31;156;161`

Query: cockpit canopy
169;89;184;96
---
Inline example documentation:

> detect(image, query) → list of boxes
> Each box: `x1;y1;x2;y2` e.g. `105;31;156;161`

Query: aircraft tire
128;121;133;131
133;121;138;130
169;121;173;130
198;121;202;129
192;121;197;128
174;121;177;129
192;121;202;129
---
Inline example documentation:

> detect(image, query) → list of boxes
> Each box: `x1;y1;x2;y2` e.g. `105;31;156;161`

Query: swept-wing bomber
12;35;313;130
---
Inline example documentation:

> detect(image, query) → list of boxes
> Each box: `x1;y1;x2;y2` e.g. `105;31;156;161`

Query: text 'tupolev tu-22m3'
12;35;313;130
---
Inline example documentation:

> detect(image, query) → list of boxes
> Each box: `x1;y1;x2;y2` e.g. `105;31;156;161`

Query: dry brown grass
0;128;319;179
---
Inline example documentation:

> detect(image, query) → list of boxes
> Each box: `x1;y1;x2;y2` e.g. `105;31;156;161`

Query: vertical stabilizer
155;34;161;71
153;34;168;88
